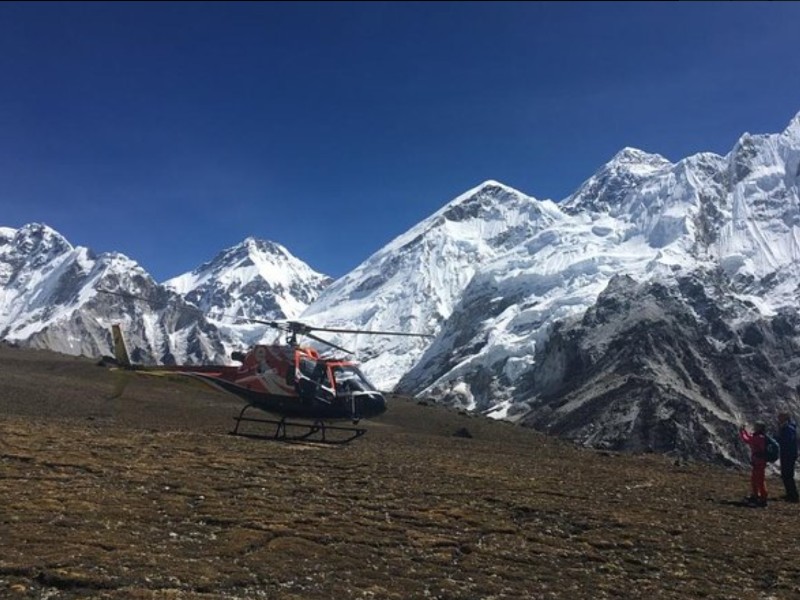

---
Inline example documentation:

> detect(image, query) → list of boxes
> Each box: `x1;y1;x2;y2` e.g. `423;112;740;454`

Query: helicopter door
310;362;335;404
295;357;334;405
295;357;316;404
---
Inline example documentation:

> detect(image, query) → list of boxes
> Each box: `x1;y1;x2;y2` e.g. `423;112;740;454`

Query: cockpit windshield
331;365;377;393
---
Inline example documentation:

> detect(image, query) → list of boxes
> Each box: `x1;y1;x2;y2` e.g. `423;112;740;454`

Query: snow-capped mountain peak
609;146;673;172
1;222;73;269
164;237;331;324
1;223;77;326
563;147;673;215
783;110;800;140
300;181;561;389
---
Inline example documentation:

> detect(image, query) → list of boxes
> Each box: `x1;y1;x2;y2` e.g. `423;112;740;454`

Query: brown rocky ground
1;343;799;599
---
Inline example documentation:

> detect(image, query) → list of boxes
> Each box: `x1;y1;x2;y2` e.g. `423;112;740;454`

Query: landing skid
230;404;366;444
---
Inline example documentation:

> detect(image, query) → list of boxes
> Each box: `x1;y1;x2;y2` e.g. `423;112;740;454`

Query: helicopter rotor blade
299;324;434;338
148;312;433;343
304;331;355;355
243;319;433;337
245;318;289;330
246;318;272;326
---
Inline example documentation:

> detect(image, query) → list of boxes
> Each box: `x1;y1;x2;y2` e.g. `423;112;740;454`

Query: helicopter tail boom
111;324;132;367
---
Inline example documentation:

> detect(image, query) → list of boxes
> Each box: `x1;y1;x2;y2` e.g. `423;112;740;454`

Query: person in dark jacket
740;422;768;507
777;412;799;503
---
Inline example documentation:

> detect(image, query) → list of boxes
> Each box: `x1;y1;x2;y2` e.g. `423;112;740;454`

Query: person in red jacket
740;422;768;507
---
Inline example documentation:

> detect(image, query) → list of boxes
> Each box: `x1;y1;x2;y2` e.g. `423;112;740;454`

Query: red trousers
751;464;767;499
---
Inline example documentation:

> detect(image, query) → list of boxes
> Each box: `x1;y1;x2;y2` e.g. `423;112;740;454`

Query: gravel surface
2;343;799;599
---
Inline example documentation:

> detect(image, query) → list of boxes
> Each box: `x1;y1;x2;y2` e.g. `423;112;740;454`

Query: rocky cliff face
515;274;800;464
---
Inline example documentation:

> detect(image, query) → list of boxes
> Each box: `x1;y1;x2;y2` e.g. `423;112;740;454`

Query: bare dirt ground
2;343;799;599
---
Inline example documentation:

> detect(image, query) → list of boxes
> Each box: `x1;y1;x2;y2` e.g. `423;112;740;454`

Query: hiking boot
756;497;768;508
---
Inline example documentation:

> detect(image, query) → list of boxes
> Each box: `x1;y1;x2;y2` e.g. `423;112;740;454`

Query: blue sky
1;2;799;282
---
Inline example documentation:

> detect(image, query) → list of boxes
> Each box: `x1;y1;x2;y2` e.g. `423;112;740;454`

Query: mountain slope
300;180;563;389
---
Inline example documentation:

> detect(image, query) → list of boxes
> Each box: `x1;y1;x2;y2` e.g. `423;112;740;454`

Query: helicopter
105;316;433;443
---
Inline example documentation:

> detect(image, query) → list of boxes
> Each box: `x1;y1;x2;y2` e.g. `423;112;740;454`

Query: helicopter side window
298;358;317;379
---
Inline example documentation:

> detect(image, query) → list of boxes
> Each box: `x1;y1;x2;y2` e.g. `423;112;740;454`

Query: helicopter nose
362;392;387;418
